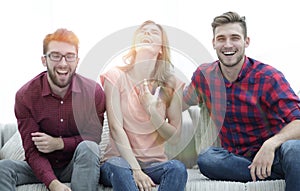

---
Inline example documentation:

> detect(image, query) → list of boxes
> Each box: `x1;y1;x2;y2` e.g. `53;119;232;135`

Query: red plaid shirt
15;71;106;187
184;56;300;159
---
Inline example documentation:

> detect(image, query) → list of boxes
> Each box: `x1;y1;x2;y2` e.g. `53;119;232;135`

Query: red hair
43;28;79;54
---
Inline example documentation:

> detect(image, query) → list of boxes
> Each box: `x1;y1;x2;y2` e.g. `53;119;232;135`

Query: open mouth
56;70;68;76
141;37;152;44
222;51;236;56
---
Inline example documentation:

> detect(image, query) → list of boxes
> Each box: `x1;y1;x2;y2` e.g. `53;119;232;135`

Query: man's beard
47;65;74;88
217;50;244;68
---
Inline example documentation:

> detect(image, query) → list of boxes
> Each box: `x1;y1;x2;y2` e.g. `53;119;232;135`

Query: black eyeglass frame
44;52;78;62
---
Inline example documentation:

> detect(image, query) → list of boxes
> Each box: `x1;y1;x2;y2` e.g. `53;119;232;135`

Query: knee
281;140;300;162
197;147;222;175
197;147;214;168
168;160;187;179
0;159;17;179
0;160;12;173
75;140;100;159
170;160;186;171
281;140;300;151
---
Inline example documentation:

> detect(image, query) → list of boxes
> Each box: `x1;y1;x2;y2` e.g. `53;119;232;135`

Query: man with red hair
0;28;106;191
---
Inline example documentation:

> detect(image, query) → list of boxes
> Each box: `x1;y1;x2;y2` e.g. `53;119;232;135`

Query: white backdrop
1;0;299;123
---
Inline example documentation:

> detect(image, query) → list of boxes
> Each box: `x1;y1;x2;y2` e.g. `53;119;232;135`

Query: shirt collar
215;56;251;83
41;73;52;96
236;56;251;81
41;72;81;97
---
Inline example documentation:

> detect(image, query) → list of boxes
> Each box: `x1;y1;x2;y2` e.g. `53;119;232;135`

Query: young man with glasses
0;28;106;191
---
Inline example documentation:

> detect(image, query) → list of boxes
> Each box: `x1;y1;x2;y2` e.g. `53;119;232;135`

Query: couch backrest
170;105;221;168
165;109;198;168
193;103;221;155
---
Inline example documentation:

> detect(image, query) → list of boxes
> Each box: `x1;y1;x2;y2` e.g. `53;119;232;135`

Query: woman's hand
138;79;160;115
133;169;156;191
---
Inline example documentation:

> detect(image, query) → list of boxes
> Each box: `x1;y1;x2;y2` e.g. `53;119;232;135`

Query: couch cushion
0;123;17;149
0;130;25;160
15;170;285;191
245;179;285;191
16;183;158;191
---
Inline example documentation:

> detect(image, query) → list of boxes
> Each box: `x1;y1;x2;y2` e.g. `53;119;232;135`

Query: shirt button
227;101;231;105
60;118;64;122
60;101;64;104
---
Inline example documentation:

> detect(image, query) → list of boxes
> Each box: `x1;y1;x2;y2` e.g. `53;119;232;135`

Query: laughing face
134;23;163;55
213;23;250;68
42;41;78;90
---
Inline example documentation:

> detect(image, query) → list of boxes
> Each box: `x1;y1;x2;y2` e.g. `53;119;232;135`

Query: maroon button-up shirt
14;71;106;187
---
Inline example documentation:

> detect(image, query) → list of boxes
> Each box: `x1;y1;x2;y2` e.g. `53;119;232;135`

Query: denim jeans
197;140;300;191
0;140;100;191
100;157;187;191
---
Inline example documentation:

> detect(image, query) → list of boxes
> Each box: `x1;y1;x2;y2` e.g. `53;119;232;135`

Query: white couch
0;106;285;191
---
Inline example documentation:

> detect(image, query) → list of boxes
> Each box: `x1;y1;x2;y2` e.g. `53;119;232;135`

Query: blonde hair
120;20;173;81
120;20;174;107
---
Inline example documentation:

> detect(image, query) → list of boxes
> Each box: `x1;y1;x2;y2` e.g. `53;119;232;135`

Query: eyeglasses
44;52;77;62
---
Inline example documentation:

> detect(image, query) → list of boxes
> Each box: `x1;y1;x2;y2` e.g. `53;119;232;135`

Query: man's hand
248;139;276;181
49;179;71;191
31;132;64;153
133;169;156;191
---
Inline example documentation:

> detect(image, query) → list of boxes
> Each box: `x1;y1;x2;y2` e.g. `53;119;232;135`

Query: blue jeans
100;157;187;191
197;140;300;191
0;140;100;191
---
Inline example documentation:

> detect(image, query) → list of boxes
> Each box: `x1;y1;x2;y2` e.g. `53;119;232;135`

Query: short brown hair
211;11;247;39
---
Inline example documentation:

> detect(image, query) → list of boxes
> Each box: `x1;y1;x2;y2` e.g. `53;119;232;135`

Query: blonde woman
99;21;187;191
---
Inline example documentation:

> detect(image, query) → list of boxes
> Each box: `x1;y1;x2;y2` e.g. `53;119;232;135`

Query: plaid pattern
184;56;300;159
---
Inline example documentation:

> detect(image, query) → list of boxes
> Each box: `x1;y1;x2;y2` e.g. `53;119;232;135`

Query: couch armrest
0;123;17;149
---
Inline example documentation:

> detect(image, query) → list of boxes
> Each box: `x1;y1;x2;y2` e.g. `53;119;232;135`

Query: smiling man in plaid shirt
183;11;300;191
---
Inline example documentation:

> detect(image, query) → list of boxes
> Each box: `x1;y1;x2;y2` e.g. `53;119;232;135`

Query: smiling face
213;23;250;68
134;23;163;55
42;41;79;91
